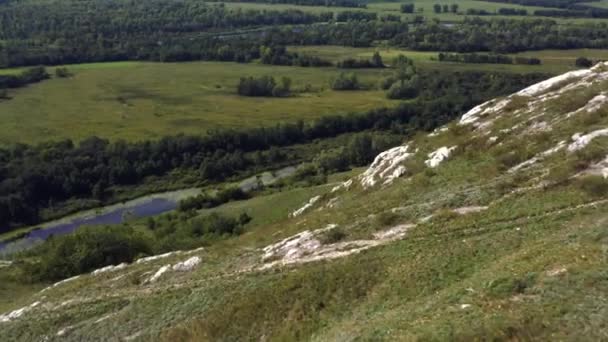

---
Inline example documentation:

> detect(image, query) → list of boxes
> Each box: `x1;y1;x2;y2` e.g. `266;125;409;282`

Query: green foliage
375;211;400;227
577;175;608;197
178;187;249;212
575;56;593;68
330;72;359;90
22;225;153;281
54;67;71;78
485;273;536;298
319;227;347;244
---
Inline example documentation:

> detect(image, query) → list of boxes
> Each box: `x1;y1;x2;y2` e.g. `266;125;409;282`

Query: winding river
0;188;200;254
0;165;300;255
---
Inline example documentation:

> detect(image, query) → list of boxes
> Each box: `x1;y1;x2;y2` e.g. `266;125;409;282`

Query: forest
2;0;608;67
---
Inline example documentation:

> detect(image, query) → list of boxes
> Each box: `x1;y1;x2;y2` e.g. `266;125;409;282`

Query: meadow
1;47;606;145
0;61;393;144
289;46;608;73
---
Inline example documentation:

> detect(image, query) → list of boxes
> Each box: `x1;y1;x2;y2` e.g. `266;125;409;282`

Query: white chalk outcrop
509;141;566;173
0;301;40;323
425;146;457;168
260;223;415;269
359;145;413;188
92;263;128;276
331;179;353;193
145;265;171;284
567;129;608;152
459;62;608;131
290;196;321;217
172;256;201;272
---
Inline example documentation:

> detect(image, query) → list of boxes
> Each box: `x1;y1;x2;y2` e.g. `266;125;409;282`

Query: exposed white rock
425;146;457;168
459;98;510;126
0;301;40;323
488;136;499;144
427;126;449;137
325;197;339;209
92;263;128;276
509;140;566;173
40;275;81;293
460;304;472;310
567;128;608;152
360;145;413;188
260;222;415;270
136;251;178;264
372;224;415;240
517;69;592;97
145;264;171;284
331;179;353;193
290;195;321;218
452;206;488;215
262;225;337;263
172;256;202;272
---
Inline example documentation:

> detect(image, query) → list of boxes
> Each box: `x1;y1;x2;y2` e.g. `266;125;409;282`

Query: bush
386;81;418;99
575;57;593;68
319;227;347;244
578;175;608;197
330;72;359;90
23;225;153;281
55;67;71;78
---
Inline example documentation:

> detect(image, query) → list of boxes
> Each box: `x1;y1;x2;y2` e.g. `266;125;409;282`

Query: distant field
289;46;608;73
1;47;606;145
215;0;608;24
0;61;394;145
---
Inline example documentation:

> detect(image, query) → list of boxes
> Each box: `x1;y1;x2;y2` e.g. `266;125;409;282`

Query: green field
290;46;608;73
0;61;393;144
1;46;606;145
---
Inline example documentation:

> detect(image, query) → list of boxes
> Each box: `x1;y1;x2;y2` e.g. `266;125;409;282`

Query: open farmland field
289;46;608;73
0;61;394;145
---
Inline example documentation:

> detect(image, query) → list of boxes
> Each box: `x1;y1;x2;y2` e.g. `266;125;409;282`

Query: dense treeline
337;52;384;68
438;52;541;65
0;70;549;233
477;0;597;9
0;66;49;91
534;8;608;18
237;76;292;97
259;45;332;66
4;3;608;68
209;0;367;8
391;18;608;53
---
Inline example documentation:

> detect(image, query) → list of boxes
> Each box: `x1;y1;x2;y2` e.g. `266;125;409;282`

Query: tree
401;3;415;13
55;67;70;78
443;5;449;13
433;4;442;13
371;52;384;68
330;72;359;90
575;57;593;68
451;4;459;13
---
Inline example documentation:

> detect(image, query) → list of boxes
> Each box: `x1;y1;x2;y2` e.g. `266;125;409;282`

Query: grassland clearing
0;61;393;144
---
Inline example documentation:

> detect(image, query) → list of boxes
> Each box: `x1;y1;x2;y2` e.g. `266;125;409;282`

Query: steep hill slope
2;63;608;341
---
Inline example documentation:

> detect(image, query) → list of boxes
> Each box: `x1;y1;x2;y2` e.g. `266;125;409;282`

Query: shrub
330;72;359;90
319;227;347;244
575;57;593;68
375;211;400;227
23;225;153;281
578;175;608;197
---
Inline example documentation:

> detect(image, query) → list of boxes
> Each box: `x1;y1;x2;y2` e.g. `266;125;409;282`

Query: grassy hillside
0;61;606;341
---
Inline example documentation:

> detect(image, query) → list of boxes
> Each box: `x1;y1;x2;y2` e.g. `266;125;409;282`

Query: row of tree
237;76;292;97
437;52;541;65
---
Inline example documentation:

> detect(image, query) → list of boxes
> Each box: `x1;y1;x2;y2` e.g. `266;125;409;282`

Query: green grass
0;61;393;144
290;45;608;74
